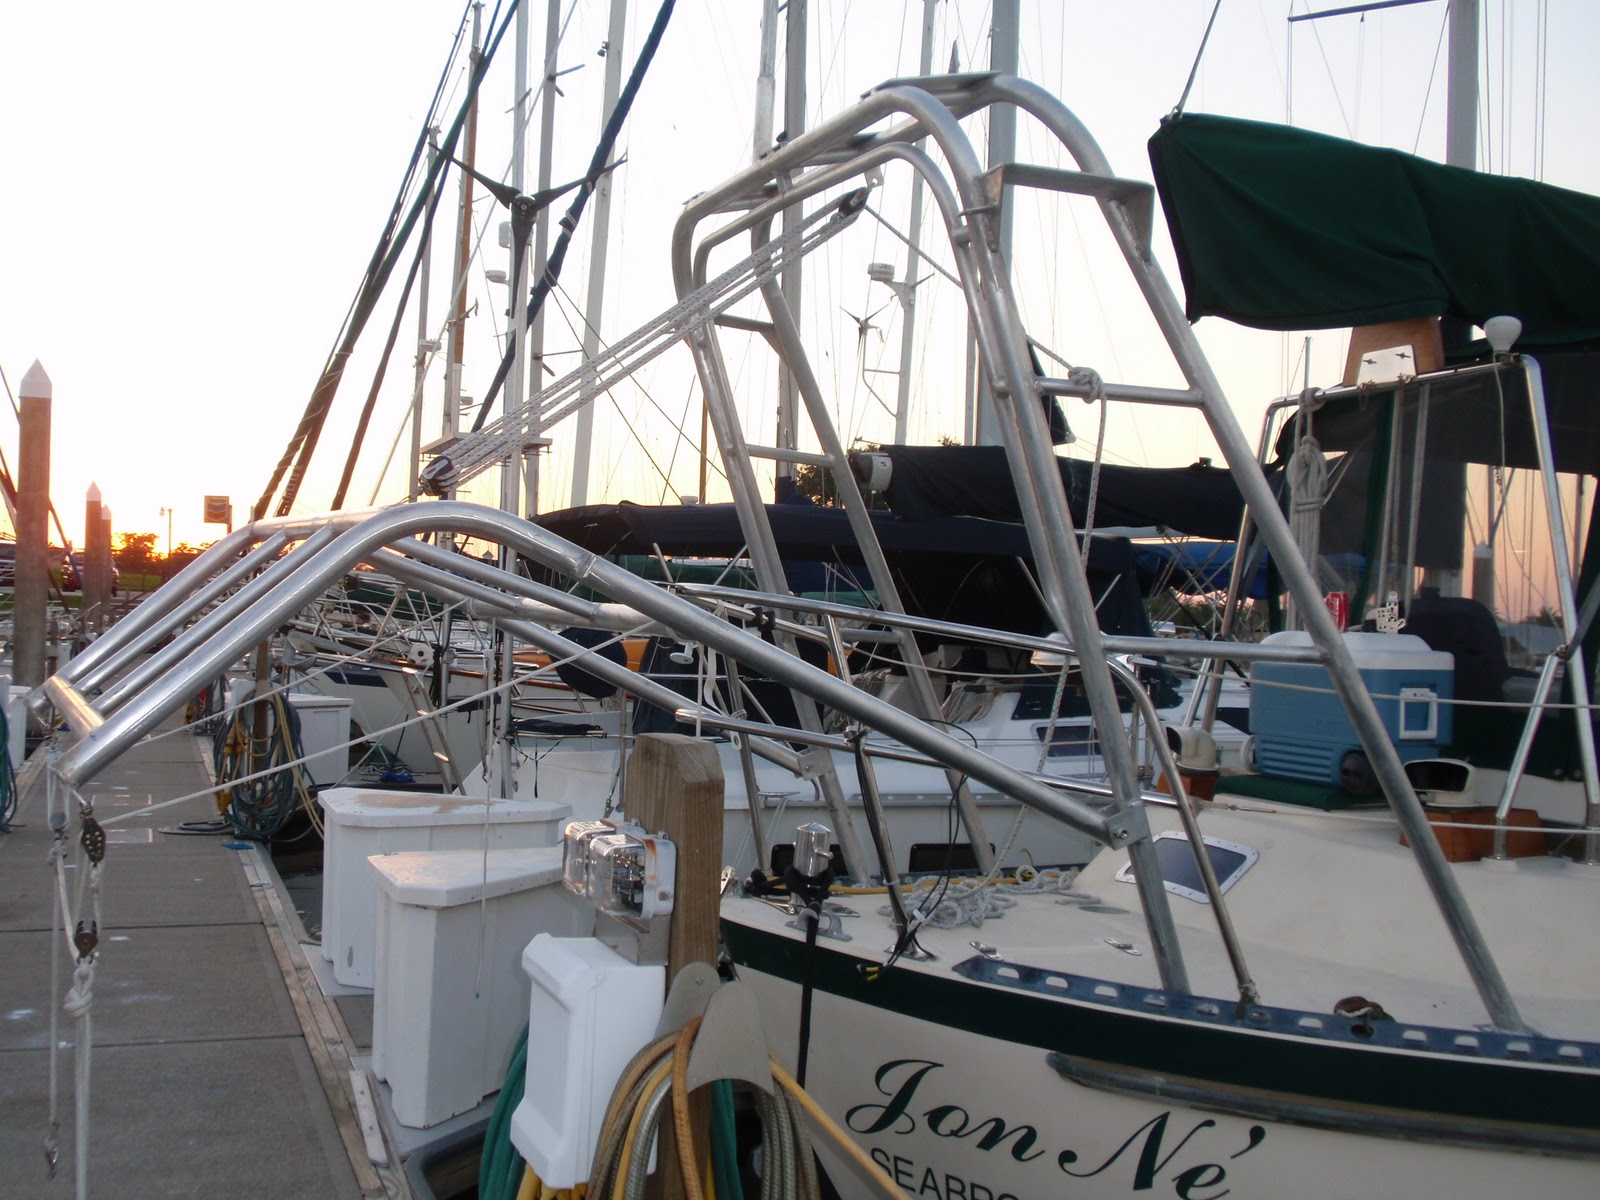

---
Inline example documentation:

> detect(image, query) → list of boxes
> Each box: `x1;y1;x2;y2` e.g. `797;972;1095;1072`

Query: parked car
0;540;74;588
65;550;120;593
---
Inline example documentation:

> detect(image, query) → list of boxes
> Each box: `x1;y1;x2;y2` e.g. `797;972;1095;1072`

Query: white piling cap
20;360;52;400
87;482;102;503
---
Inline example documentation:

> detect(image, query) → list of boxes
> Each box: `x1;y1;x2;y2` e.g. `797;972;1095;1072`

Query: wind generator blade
440;153;625;221
439;151;520;209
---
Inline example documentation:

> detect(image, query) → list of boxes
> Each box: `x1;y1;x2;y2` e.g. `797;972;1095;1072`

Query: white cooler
369;847;592;1128
318;787;570;987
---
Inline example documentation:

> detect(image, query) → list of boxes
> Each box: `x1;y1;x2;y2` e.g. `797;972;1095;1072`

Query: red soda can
1325;591;1349;631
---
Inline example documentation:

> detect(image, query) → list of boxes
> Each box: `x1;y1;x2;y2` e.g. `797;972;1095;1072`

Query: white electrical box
317;787;570;987
286;692;353;788
510;935;665;1189
369;847;592;1128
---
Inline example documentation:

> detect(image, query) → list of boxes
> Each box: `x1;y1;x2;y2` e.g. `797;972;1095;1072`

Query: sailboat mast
408;129;440;501
504;0;532;523
1445;0;1496;607
444;4;484;447
568;0;628;508
891;0;938;446
526;0;562;517
774;0;807;489
1445;0;1479;171
968;0;1018;447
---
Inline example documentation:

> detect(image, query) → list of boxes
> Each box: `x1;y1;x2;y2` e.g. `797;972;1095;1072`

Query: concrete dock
0;714;397;1199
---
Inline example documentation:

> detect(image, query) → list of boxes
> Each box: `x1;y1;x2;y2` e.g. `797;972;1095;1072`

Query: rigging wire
330;165;455;509
541;281;722;500
1171;0;1224;117
469;0;680;434
1410;2;1452;155
1536;0;1549;179
1292;0;1357;139
255;0;511;521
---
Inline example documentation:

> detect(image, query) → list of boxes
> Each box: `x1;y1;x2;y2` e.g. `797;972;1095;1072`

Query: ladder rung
983;163;1154;256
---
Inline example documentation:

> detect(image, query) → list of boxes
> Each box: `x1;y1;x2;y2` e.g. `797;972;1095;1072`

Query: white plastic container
2;679;26;769
287;692;353;788
369;848;592;1128
510;936;665;1189
318;787;570;986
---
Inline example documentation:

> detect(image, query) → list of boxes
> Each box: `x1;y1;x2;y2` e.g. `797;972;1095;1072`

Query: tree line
114;532;212;578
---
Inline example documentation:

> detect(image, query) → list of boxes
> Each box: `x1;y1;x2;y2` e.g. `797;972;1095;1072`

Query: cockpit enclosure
1257;355;1600;793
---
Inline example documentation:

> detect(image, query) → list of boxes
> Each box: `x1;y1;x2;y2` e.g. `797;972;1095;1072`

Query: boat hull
721;905;1600;1200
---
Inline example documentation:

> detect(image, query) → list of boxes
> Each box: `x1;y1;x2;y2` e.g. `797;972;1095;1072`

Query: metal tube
757;251;995;872
53;504;1118;855
66;533;294;698
91;527;341;716
723;657;771;874
40;677;104;738
1402;384;1431;609
1491;650;1561;858
1108;657;1258;1005
970;71;1526;1031
674;585;1335;666
42;524;265;692
1523;357;1600;863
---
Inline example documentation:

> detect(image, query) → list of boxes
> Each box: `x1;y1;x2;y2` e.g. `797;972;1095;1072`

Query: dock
0;711;401;1199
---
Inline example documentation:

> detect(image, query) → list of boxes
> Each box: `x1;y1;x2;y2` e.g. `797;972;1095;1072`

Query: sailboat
705;83;1600;1200
27;20;1600;1200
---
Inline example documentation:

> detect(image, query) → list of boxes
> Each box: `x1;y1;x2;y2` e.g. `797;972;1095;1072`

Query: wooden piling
84;483;108;637
622;733;725;1200
14;362;52;689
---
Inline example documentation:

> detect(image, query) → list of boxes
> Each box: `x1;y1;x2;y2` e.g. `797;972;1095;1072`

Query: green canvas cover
1148;114;1600;348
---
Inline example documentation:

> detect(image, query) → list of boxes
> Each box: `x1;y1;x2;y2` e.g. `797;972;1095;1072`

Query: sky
2;0;1596;553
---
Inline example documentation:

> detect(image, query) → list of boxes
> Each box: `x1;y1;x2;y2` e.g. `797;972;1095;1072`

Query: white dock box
318;788;570;987
287;692;354;788
369;848;592;1128
510;936;665;1190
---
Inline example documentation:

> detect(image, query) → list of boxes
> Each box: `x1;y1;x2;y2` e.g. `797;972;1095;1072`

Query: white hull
730;953;1597;1199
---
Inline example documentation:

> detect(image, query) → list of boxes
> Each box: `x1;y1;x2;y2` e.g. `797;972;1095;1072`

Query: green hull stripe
722;916;1598;1135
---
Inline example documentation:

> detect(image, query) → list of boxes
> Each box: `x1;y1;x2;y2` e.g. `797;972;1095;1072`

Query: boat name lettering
1059;1111;1266;1197
847;1060;1044;1162
869;1148;1019;1200
847;1059;1266;1197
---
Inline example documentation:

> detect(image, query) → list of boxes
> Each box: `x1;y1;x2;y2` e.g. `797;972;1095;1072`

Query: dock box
1250;631;1454;790
286;692;354;788
369;847;591;1128
318;787;570;987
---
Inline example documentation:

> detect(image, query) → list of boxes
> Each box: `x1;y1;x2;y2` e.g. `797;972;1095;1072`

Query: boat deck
0;712;391;1199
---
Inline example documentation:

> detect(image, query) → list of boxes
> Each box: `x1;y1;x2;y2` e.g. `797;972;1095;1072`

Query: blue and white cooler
1249;630;1454;792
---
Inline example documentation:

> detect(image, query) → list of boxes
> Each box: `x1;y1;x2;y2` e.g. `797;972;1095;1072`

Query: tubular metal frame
33;73;1534;1029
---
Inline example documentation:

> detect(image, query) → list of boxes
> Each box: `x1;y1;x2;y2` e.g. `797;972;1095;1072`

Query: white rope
1286;403;1328;630
887;865;1089;930
42;760;102;1200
